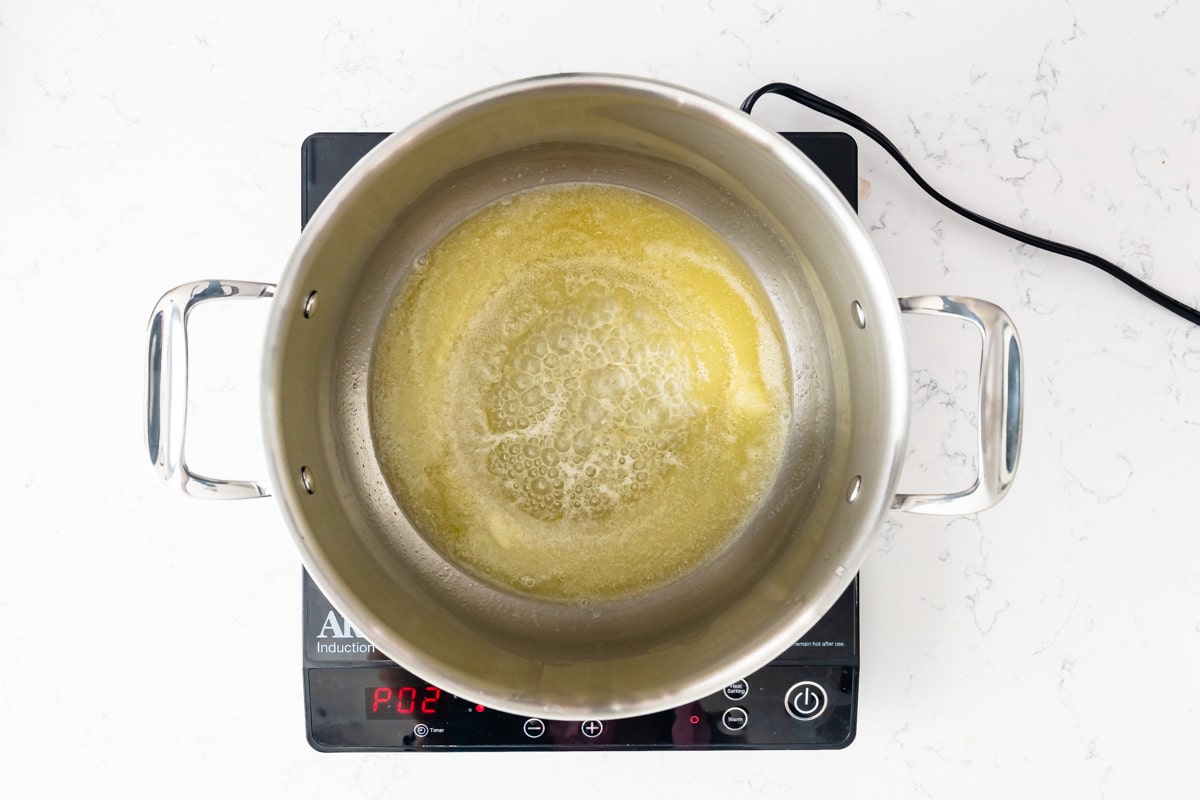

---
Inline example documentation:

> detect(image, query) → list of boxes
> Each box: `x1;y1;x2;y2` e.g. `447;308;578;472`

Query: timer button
784;681;828;721
413;723;430;738
523;718;546;739
723;679;749;701
581;719;604;738
721;706;749;732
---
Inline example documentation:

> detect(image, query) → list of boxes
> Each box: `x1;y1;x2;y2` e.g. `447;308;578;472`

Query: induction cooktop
299;130;861;751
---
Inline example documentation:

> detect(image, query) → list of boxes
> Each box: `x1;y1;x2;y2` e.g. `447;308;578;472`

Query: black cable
741;81;1200;327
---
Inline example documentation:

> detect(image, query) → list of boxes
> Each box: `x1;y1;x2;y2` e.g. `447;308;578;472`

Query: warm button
721;707;749;732
784;681;828;721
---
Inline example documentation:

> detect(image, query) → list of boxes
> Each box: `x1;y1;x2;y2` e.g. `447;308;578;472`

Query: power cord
741;81;1200;327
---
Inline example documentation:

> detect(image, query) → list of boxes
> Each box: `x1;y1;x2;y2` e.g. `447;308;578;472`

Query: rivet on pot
303;291;319;319
300;465;316;494
851;300;866;329
846;475;862;503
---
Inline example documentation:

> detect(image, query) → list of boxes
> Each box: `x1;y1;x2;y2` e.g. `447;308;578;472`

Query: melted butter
371;183;790;601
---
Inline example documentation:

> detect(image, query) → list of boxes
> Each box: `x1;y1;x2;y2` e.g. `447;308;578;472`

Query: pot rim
261;73;910;719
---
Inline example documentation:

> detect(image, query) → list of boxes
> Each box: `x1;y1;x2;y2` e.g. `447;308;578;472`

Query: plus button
581;719;604;738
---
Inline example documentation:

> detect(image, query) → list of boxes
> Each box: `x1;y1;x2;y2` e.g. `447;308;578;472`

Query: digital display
365;686;443;718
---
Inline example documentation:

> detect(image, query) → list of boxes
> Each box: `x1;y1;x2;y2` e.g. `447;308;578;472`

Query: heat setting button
723;679;749;701
784;681;828;721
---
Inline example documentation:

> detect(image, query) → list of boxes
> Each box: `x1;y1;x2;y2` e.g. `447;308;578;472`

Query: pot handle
145;280;276;499
892;295;1022;515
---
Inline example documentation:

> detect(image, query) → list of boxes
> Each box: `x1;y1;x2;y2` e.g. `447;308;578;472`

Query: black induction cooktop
300;130;861;751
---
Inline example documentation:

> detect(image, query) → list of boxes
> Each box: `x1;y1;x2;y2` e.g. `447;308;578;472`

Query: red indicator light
689;715;700;725
475;704;486;713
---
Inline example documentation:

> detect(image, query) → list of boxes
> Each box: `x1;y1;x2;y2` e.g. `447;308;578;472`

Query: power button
784;681;828;721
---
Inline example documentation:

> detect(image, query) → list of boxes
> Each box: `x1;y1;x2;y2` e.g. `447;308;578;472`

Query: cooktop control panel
300;131;862;751
304;571;858;751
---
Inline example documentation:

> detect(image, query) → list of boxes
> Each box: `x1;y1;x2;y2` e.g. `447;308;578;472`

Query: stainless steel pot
146;74;1022;719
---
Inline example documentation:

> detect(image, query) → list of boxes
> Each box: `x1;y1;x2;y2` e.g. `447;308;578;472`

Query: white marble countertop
4;1;1199;796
